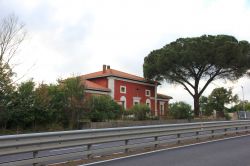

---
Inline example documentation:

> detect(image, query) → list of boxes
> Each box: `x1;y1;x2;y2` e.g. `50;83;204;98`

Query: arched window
146;99;151;109
120;96;126;109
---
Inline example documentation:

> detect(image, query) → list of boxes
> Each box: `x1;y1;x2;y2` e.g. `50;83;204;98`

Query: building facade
81;65;172;116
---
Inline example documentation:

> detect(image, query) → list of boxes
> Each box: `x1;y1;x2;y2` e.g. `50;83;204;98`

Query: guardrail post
245;126;248;133
236;127;238;134
33;151;38;166
154;136;158;148
125;140;129;153
211;130;214;138
177;134;181;144
224;128;227;136
196;131;199;141
87;144;92;159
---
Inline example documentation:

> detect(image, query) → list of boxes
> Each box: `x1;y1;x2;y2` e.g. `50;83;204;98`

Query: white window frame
120;86;126;94
145;89;151;97
146;99;151;109
160;101;165;115
120;96;126;109
133;97;141;106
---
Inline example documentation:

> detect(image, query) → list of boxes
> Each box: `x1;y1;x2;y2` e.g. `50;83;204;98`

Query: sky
0;0;250;106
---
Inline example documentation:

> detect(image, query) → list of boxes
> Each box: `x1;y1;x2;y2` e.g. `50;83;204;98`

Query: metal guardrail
0;120;250;166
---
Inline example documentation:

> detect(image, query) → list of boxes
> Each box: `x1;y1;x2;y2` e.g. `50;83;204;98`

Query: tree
59;77;85;128
231;101;250;112
144;35;250;116
169;101;193;119
0;14;26;84
200;87;238;116
207;87;238;117
8;80;35;130
86;95;121;122
0;14;26;128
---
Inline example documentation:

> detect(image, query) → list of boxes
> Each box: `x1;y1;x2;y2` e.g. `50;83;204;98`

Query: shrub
86;95;122;122
128;104;150;120
169;101;193;119
224;111;232;120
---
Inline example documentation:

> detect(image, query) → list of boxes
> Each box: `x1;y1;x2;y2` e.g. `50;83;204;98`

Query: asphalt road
85;135;250;166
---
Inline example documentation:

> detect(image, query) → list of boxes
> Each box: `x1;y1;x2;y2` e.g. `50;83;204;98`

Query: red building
81;65;172;116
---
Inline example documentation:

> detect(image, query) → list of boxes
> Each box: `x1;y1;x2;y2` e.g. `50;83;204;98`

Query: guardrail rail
0;120;250;166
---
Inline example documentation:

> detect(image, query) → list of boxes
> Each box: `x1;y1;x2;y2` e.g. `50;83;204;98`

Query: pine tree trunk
194;95;200;117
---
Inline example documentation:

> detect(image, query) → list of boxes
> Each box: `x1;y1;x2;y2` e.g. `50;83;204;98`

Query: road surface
84;135;250;166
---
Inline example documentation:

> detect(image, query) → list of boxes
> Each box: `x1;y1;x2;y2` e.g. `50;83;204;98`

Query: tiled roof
81;69;156;84
157;93;173;100
84;80;111;92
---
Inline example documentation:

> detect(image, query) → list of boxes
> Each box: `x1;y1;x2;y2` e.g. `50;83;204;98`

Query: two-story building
81;65;172;116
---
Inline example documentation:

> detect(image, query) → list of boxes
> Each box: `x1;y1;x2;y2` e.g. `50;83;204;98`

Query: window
120;86;126;93
146;99;151;109
120;96;126;109
160;102;165;115
133;97;141;106
134;101;139;105
145;90;150;97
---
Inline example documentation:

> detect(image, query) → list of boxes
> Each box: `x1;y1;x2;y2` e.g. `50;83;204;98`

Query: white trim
109;76;156;87
85;90;110;95
133;97;141;105
120;85;126;94
160;101;165;115
120;96;127;109
108;77;115;98
154;84;157;116
157;99;169;102
145;89;151;97
146;99;151;108
80;134;250;166
133;97;141;100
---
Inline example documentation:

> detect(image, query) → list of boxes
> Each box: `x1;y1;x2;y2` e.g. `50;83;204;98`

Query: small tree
59;77;85;128
128;104;150;120
0;14;26;130
169;101;193;119
208;87;238;117
86;95;121;122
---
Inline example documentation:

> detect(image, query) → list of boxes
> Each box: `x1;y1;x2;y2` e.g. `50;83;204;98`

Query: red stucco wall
114;80;156;111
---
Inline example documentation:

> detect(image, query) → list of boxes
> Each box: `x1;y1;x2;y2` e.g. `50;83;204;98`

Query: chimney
107;65;110;69
103;64;107;73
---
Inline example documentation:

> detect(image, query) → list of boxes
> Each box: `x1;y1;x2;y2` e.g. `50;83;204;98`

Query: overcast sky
1;0;250;106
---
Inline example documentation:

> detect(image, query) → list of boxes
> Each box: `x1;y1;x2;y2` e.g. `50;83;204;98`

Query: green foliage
169;101;193;119
224;112;232;120
128;104;150;120
59;77;85;128
230;101;250;112
200;96;214;116
200;87;238;117
0;77;86;132
144;35;250;116
86;95;121;122
0;15;26;129
208;87;238;117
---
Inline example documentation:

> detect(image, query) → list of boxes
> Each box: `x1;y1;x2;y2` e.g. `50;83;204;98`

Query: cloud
1;0;250;105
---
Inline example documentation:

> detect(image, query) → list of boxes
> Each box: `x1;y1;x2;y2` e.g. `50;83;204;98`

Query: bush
86;95;122;122
169;101;193;119
224;111;232;120
128;104;150;120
